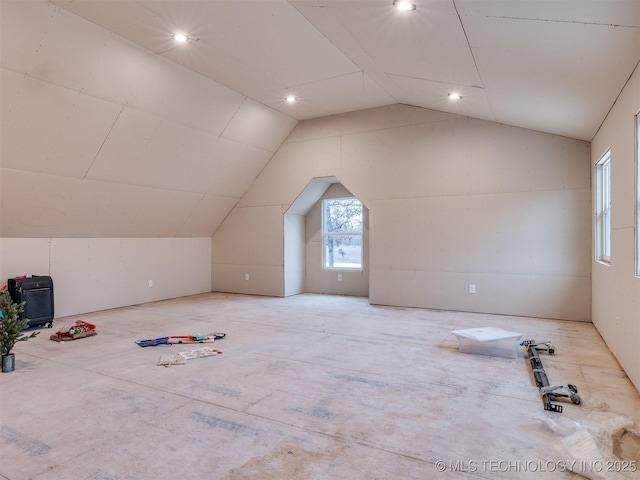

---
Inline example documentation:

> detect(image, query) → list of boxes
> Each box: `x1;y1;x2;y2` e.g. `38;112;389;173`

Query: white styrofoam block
452;327;522;358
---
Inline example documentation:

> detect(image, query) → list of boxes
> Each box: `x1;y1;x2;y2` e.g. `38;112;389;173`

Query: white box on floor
451;327;522;358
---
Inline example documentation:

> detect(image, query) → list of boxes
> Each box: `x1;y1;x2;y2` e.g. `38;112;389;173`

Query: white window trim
595;149;611;265
322;197;363;271
636;112;640;277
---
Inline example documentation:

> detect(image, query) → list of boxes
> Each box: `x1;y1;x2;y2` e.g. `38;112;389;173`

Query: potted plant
0;289;39;372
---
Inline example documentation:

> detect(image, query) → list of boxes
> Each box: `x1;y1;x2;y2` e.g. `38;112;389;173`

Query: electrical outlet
337;274;343;282
469;284;476;294
148;280;153;287
244;274;249;281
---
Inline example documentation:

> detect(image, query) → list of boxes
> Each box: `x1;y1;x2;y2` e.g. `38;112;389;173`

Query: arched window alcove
284;176;369;298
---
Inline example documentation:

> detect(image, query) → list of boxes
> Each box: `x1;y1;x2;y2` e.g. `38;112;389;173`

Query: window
595;150;611;264
323;198;363;269
636;113;640;276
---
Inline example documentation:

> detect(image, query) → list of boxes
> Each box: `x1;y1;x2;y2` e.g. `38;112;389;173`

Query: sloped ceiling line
592;58;640;141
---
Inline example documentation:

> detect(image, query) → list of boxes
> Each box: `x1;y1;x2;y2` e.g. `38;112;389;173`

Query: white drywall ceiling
50;0;640;141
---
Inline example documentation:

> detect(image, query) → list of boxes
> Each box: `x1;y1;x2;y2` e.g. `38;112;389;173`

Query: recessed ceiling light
448;93;462;100
286;95;296;103
393;1;416;11
172;33;189;43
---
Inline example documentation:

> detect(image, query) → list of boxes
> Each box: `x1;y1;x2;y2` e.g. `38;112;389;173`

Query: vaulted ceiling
51;0;640;141
1;0;638;238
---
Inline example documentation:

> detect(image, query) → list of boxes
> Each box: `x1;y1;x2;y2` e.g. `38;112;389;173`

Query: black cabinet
7;275;54;329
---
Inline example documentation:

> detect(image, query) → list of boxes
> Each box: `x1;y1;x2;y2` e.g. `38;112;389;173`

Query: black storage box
7;275;54;329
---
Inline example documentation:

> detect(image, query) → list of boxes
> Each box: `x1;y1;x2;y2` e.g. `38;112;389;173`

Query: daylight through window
323;198;363;269
596;150;611;264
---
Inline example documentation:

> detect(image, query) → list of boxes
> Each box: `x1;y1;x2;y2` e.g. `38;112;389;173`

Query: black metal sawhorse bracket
521;340;581;413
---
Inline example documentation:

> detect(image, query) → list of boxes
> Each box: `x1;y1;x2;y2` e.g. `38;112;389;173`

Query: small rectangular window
596;150;611;264
323;198;363;269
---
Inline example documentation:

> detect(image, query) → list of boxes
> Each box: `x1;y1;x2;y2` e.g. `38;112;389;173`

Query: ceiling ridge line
286;69;364;90
452;0;494;122
387;72;484;89
289;1;405;103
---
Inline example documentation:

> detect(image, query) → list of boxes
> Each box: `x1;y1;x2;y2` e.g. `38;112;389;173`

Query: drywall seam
83;105;124;179
0;167;244;198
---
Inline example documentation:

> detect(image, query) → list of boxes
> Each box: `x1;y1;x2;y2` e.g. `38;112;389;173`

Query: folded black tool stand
522;340;581;413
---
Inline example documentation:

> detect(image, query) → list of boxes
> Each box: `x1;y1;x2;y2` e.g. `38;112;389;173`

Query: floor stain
222;443;342;480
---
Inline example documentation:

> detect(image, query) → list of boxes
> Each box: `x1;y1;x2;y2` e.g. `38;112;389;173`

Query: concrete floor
1;293;639;479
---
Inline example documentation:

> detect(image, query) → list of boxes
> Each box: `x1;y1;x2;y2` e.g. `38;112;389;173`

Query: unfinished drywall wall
591;63;640;392
0;1;297;318
284;214;305;296
211;205;285;296
212;104;592;321
304;183;369;296
0;1;296;239
0;237;211;317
